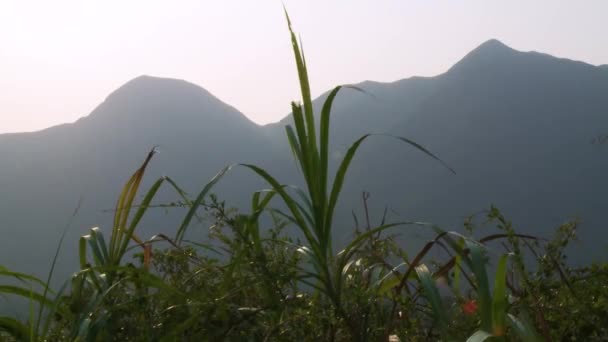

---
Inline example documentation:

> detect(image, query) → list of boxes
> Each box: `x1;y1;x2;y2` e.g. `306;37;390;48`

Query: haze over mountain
1;39;607;286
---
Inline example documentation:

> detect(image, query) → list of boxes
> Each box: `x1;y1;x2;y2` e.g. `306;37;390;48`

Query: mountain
0;75;289;281
1;40;608;286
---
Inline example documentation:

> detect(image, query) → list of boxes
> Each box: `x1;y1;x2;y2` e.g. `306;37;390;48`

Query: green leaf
176;164;233;243
111;149;156;258
0;317;30;341
467;240;492;332
415;264;449;335
0;266;48;289
507;314;541;342
284;9;317;169
0;285;53;307
492;254;510;336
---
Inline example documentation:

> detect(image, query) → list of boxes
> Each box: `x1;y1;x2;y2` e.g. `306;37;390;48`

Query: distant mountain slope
0;76;286;279
327;39;608;261
1;40;607;285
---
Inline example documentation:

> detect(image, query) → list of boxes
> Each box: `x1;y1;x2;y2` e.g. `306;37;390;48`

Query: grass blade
0;317;30;341
175;165;233;243
467;240;492;332
492;254;510;336
415;264;449;335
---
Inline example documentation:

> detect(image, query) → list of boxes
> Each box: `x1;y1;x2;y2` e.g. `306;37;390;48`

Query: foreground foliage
2;11;607;341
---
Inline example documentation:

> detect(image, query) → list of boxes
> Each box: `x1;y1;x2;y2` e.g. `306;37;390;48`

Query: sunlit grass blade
109;148;156;264
117;176;167;261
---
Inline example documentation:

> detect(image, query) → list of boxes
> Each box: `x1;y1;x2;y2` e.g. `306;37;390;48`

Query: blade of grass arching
175;164;233;243
386;134;456;174
0;317;30;341
326;133;454;247
467;240;492;332
492;254;510;336
415;264;449;336
0;267;49;289
0;286;54;307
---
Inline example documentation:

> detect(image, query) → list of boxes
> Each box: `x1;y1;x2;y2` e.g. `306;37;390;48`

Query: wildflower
462;299;478;315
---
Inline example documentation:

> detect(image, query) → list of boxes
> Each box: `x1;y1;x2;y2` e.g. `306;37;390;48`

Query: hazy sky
1;1;606;133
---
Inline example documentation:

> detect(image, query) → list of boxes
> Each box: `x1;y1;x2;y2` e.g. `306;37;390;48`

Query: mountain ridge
1;38;607;285
4;38;605;138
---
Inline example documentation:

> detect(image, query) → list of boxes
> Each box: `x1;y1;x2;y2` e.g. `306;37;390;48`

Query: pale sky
1;0;606;133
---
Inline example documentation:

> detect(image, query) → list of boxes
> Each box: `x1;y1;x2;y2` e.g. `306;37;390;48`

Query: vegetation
1;12;607;341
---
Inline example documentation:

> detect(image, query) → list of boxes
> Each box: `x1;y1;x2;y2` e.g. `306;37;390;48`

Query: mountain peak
83;75;254;127
107;75;213;101
444;39;523;76
461;39;517;63
474;39;512;53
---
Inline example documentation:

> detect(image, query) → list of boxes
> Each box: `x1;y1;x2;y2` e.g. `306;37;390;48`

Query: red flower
462;299;478;315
